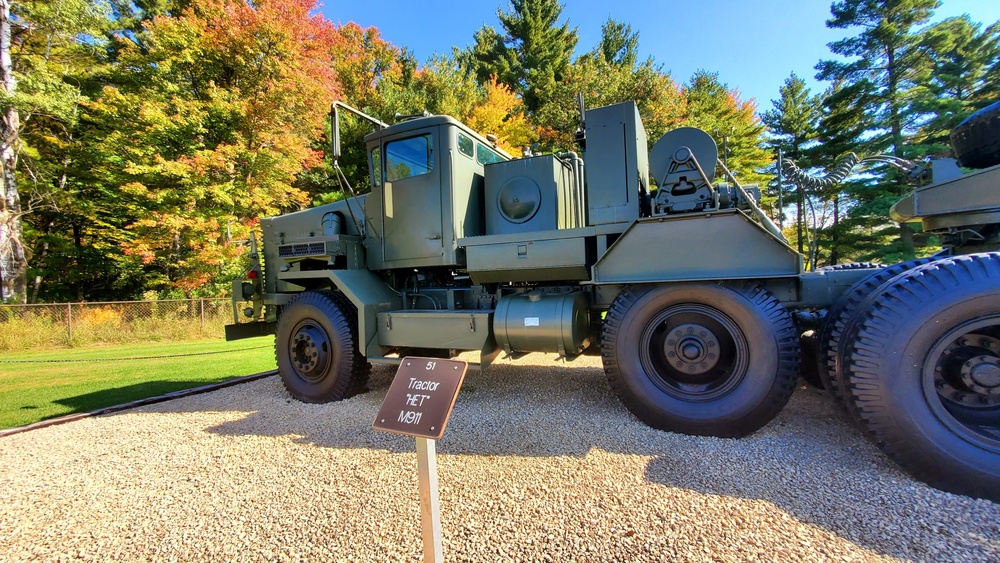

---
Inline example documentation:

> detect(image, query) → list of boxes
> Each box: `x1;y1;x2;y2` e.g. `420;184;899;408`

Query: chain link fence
0;299;238;351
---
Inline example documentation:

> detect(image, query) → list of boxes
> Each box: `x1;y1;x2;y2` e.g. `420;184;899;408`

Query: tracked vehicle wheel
276;290;362;403
601;282;799;438
847;254;1000;501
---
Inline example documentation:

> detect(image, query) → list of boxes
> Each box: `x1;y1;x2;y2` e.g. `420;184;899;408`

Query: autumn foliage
10;0;769;301
81;0;349;294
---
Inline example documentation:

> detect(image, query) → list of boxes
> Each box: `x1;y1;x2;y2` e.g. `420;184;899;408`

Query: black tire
818;258;935;405
846;253;1000;501
601;282;800;438
324;290;372;395
275;290;363;403
950;100;1000;169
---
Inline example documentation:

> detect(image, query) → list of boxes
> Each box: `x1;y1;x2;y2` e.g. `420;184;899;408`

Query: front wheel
601;282;799;438
275;290;363;403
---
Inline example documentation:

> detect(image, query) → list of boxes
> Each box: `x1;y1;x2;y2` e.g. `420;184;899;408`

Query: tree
531;55;684;152
762;73;823;262
682;71;769;187
762;73;822;162
466;76;535;154
809;79;880;266
0;0;113;302
462;0;578;114
816;0;939;157
529;18;684;153
909;16;1000;157
79;0;340;296
0;0;23;302
815;0;941;261
306;22;403;198
592;18;639;68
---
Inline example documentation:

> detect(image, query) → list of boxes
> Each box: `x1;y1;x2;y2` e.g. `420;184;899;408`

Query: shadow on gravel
145;358;998;561
56;379;223;413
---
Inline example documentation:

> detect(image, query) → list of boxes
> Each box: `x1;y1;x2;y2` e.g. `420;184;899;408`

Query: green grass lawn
0;337;277;429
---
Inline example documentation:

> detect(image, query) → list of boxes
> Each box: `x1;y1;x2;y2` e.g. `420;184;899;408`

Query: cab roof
363;114;512;158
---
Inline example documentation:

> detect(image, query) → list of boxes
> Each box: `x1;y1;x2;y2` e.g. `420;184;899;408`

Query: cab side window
458;134;474;158
386;135;433;182
476;143;505;165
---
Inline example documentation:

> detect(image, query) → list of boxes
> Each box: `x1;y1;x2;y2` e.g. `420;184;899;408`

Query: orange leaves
89;0;354;295
184;0;339;135
329;21;401;108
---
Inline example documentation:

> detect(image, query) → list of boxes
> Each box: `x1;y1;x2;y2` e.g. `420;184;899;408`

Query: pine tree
762;74;822;162
462;0;578;114
815;0;940;261
910;16;1000;157
593;18;639;68
817;0;939;157
810;80;879;265
761;73;822;260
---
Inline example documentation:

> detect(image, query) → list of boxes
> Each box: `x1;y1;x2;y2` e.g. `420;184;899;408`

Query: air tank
493;290;591;356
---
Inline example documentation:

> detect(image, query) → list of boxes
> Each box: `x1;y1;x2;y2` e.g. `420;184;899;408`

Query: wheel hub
934;333;1000;408
662;323;720;376
963;356;1000;395
291;325;330;381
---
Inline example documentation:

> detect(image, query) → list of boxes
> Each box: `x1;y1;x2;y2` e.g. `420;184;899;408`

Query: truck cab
363;116;508;271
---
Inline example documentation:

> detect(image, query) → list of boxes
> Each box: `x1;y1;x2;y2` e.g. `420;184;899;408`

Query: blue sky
320;0;1000;115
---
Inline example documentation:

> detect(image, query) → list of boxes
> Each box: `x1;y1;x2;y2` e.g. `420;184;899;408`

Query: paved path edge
0;370;278;438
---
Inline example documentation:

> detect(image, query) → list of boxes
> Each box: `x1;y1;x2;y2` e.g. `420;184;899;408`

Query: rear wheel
847;254;1000;501
601;282;799;438
276;290;364;403
819;258;935;404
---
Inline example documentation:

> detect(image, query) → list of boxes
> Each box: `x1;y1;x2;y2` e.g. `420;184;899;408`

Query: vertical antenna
777;148;784;230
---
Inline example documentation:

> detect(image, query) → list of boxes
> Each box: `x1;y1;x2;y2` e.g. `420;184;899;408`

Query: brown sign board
372;357;469;440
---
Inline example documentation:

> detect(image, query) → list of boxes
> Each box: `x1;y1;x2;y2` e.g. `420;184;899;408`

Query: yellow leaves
120;182;149;197
466;77;536;154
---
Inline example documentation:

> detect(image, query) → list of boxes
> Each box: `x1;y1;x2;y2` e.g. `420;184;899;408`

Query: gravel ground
1;353;998;562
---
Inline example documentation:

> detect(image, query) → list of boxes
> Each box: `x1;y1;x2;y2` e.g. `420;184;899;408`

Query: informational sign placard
372;357;468;440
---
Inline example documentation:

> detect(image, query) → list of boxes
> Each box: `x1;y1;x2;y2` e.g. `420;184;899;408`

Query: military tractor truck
226;99;1000;501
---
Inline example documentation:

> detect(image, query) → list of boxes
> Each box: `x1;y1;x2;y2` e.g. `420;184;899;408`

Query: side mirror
331;104;342;165
329;102;388;167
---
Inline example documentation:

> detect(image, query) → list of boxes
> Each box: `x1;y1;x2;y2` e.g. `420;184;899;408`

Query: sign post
416;437;441;563
373;357;469;563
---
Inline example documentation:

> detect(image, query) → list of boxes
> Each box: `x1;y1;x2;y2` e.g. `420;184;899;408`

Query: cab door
381;132;444;264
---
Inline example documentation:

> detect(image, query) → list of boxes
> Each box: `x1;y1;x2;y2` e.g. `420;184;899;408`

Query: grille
278;242;326;258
